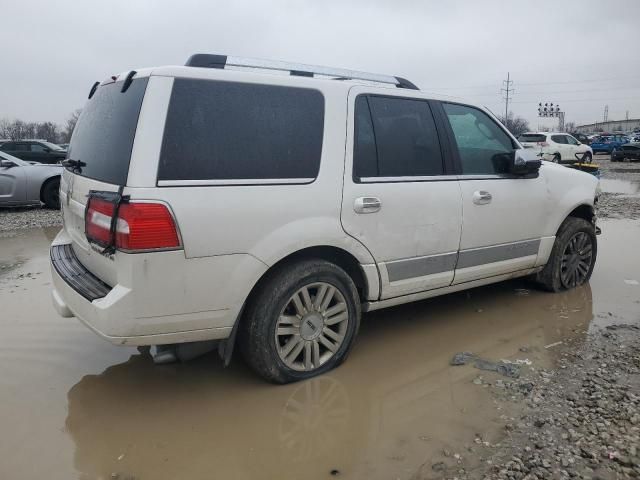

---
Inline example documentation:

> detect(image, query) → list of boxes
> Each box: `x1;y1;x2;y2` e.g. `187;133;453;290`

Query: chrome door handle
472;190;492;205
354;197;382;214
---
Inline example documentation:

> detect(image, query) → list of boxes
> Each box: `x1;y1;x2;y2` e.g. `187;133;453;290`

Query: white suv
518;132;593;163
50;54;599;383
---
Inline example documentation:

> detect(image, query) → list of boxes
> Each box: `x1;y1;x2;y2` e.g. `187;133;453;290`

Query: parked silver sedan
0;151;62;209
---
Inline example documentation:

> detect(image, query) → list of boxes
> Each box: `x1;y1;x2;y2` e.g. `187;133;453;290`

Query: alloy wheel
560;232;593;289
275;282;349;372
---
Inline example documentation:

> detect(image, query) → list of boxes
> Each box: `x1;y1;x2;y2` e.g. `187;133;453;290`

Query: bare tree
62;109;82;143
564;121;576;133
498;111;530;137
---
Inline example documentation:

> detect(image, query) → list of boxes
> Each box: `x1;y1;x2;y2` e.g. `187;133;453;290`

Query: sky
1;0;639;130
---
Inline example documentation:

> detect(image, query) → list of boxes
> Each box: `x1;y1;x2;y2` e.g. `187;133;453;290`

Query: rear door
438;101;549;284
550;134;570;160
60;75;150;286
341;89;462;300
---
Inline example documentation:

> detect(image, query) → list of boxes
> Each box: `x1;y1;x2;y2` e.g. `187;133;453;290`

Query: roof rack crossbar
185;54;418;90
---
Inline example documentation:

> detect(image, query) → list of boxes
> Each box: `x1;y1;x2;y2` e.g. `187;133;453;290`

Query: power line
426;74;640;91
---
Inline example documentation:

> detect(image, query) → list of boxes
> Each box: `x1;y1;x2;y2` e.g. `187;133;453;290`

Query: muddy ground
0;155;639;480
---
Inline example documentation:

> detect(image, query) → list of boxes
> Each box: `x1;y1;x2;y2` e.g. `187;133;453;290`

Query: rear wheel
582;152;592;164
553;154;561;163
240;259;361;384
535;217;597;293
42;178;60;209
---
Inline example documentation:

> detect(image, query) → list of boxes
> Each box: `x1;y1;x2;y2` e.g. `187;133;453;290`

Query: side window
442;103;514;175
2;143;15;151
30;143;48;152
353;95;444;179
159;79;325;181
566;135;579;145
551;135;567;144
14;143;29;152
353;96;378;178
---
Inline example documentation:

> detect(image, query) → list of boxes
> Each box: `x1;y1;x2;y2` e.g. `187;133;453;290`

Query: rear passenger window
159;79;325;182
353;95;444;179
551;135;568;144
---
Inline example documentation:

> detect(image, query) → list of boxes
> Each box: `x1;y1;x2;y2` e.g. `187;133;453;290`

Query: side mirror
510;149;541;176
0;160;17;168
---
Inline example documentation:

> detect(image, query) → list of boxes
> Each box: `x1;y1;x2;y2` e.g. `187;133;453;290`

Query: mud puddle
0;220;638;480
599;178;640;196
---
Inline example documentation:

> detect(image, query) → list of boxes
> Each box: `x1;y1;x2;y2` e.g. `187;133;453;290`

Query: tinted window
30;143;48;152
67;77;149;185
566;135;579;145
159;79;324;181
353;96;378;178
14;143;29;152
442;103;514;175
1;143;15;151
353;95;443;178
518;134;547;143
551;135;568;144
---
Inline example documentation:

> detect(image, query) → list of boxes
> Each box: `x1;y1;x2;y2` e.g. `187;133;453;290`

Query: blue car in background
590;135;630;154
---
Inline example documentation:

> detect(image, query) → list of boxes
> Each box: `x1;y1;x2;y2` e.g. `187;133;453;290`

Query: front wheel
535;217;597;292
239;259;361;383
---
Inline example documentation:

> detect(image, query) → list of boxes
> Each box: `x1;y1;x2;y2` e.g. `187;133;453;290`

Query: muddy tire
553;154;561;163
535;217;597;293
582;152;592;164
239;259;361;384
42;178;60;209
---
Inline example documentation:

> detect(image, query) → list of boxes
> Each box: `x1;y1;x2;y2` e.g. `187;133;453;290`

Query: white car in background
518;132;593;164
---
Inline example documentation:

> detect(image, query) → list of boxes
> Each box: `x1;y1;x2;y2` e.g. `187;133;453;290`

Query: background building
575;118;640;133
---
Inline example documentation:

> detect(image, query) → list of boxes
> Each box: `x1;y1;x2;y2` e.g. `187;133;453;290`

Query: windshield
66;77;149;185
0;150;28;166
40;141;65;151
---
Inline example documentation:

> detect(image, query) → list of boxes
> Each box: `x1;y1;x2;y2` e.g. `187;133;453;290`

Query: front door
341;89;463;300
0;160;26;203
438;102;549;284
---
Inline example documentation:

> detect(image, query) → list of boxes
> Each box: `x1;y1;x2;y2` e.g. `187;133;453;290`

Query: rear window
67;77;149;185
158;79;325;182
518;134;546;143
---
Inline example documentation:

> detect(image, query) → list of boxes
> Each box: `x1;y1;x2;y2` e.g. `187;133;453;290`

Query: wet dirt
596;155;640;220
0;215;638;480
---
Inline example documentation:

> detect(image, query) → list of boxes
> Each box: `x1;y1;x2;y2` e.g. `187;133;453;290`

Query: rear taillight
116;203;180;251
85;196;180;252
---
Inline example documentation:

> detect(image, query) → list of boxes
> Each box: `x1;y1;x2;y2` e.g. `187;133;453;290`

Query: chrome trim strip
385;252;457;282
456;239;540;269
359;175;459;183
157;178;315;187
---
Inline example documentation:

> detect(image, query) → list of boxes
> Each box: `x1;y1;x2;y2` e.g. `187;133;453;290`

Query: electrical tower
501;73;513;124
604;105;608;123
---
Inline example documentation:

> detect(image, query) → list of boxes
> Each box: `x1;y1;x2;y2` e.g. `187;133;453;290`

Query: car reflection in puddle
65;282;593;480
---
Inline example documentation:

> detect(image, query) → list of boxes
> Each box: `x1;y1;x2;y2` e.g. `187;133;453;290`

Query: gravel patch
0;206;62;232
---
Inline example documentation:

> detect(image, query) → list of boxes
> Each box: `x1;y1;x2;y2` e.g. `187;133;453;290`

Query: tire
535;217;597;293
553;154;561;163
239;259;361;384
582;152;592;164
41;178;60;209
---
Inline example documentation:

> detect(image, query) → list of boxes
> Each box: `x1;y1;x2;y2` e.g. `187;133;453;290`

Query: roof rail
184;54;419;90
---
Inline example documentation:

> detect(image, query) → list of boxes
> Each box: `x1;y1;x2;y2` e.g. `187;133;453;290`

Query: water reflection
65;281;593;480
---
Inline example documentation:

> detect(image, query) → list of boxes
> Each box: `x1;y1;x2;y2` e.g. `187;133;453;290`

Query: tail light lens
85;196;180;252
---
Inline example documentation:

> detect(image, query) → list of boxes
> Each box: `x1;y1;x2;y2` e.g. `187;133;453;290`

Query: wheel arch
39;174;61;203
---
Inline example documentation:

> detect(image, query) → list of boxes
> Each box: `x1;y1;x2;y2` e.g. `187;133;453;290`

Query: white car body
50;58;599;352
518;132;593;163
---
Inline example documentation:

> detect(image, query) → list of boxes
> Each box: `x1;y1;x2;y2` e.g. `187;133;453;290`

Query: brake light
85;196;180;252
116;203;180;251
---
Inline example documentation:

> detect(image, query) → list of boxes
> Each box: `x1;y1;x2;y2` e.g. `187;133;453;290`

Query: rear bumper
50;240;234;346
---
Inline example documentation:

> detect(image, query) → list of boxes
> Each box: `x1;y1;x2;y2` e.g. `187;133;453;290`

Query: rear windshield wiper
62;159;86;172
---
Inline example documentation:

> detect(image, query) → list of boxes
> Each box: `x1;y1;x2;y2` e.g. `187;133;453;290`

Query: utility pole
501;72;513;127
626;111;629;121
604;105;609;123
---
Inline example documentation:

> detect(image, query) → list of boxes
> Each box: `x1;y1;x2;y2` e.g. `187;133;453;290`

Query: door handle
354;197;382;214
472;190;492;205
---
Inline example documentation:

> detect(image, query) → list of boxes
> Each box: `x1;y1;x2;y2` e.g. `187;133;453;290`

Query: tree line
0;109;81;144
